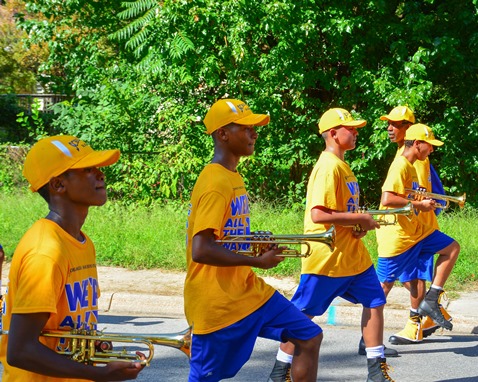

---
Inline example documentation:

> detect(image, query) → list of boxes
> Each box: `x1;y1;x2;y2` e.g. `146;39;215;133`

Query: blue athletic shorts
376;230;455;283
188;291;322;382
290;265;386;317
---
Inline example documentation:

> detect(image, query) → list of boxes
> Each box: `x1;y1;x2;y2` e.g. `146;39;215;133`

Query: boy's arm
192;229;285;270
7;312;145;381
311;206;379;232
381;191;436;212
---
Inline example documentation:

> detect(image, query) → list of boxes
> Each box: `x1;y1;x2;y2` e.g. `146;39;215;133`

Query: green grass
1;192;477;292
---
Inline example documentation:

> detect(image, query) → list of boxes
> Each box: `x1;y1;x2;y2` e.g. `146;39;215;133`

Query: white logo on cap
335;109;345;120
422;126;429;137
51;141;73;157
226;101;238;114
335;109;351;121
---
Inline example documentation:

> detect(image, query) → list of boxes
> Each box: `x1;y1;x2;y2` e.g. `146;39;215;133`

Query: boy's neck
324;146;346;162
46;208;87;242
211;151;240;172
402;146;418;164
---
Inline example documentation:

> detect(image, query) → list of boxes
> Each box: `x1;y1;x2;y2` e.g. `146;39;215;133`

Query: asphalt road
0;314;477;381
3;314;471;382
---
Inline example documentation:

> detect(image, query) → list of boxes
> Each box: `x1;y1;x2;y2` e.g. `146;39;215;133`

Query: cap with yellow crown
380;106;415;123
203;99;270;135
23;135;120;192
318;108;367;134
404;124;444;146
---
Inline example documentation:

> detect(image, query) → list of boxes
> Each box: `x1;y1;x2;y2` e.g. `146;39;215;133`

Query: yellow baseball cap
23;135;120;192
203;99;270;135
318;108;367;134
380;106;415;123
405;124;444;146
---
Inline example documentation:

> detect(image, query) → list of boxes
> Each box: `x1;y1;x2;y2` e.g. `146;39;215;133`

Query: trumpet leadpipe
217;225;336;257
352;203;414;231
405;188;466;209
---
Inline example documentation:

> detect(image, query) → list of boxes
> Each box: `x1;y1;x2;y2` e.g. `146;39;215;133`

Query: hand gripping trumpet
216;225;336;257
405;188;466;209
1;326;191;366
352;203;414;232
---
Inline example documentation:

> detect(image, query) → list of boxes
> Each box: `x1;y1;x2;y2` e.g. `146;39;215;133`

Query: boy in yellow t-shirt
379;107;452;344
375;124;460;345
0;135;145;381
268;108;395;382
185;99;322;382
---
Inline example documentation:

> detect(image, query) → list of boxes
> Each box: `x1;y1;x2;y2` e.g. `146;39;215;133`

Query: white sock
366;345;384;359
276;348;293;364
430;284;443;291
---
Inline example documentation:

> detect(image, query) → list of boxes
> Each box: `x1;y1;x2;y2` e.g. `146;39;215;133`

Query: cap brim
426;139;444;146
70;149;121;169
380;115;414;123
342;120;367;128
235;113;270;127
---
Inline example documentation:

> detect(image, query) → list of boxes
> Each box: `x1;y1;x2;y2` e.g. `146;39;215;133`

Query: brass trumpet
405;188;466;209
352;203;413;232
217;225;336;257
1;326;191;366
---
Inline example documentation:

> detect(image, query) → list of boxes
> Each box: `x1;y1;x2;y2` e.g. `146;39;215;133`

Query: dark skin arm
192;229;285;270
7;312;145;381
311;206;380;240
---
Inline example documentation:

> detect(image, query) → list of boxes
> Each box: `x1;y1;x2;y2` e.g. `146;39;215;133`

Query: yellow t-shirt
396;147;439;230
184;164;274;335
301;151;372;277
0;219;99;382
376;155;435;258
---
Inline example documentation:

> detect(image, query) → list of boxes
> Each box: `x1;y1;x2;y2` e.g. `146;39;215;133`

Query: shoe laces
380;360;395;381
438;290;448;305
410;315;421;323
285;366;292;382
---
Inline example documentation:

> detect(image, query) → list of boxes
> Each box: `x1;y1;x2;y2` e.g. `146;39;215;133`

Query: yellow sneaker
388;316;423;345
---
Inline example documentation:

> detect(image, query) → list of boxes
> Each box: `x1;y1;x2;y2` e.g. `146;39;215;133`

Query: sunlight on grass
1;192;476;291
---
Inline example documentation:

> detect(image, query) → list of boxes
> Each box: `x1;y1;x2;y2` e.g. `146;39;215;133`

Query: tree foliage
10;0;478;207
0;2;40;94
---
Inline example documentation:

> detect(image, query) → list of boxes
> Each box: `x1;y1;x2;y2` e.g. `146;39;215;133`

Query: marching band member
375;123;460;347
184;99;322;382
268;108;395;382
0;135;145;381
378;107;454;345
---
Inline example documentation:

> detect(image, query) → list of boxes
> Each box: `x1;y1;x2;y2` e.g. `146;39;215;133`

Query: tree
0;1;45;93
13;0;478;206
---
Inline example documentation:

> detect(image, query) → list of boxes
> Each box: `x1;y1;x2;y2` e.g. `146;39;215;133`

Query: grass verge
0;192;476;292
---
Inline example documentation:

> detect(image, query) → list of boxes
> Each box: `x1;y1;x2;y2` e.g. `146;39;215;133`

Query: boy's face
416;141;434;161
60;167;109;207
223;124;258;157
387;120;412;143
332;125;358;150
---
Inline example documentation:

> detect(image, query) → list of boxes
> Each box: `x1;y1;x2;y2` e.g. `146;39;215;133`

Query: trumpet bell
405;188;466;209
218;225;336;257
1;326;192;366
